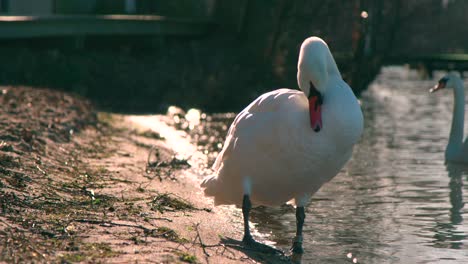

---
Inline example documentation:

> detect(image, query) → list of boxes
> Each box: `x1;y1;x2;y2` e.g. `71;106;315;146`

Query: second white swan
430;73;468;163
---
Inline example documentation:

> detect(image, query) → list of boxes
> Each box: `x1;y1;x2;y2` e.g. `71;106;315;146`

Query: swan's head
297;37;340;132
430;73;463;93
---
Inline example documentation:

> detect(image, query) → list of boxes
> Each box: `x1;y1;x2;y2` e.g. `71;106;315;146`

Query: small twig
190;223;238;261
36;165;46;175
147;217;173;222
193;223;211;258
0;184;28;193
26;244;46;259
73;219;151;232
0;218;14;228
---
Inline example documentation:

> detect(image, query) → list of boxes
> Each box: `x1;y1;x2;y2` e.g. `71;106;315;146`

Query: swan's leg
291;194;309;254
241;194;282;254
292;206;305;254
242;177;255;244
242;194;255;244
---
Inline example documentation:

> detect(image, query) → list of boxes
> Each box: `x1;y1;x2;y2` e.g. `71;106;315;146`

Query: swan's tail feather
201;175;238;206
200;175;218;197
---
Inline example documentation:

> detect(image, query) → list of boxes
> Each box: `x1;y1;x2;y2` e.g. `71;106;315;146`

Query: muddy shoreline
0;86;292;263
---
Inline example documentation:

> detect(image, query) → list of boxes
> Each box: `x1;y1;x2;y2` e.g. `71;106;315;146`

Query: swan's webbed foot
241;194;283;255
291;235;304;254
242;233;256;246
242;235;282;254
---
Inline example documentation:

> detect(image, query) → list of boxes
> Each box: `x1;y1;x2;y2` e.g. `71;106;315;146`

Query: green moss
130;236;146;245
148;193;195;213
151;226;188;243
60;242;119;262
97;112;117;125
60;253;86;262
176;251;199;263
136;186;145;193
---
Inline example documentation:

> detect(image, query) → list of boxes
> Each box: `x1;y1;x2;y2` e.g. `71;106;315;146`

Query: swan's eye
308;81;317;96
439;77;449;85
308;81;323;105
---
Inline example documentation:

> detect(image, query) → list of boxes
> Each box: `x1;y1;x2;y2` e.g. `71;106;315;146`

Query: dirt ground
0;86;294;263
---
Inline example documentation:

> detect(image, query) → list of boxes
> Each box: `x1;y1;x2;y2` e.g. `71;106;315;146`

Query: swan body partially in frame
431;73;468;163
201;37;364;253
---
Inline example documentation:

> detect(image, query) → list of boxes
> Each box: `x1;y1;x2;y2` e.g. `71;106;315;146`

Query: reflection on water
181;67;468;263
432;163;466;250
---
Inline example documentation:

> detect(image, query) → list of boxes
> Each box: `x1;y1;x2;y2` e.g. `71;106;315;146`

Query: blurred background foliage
0;0;466;112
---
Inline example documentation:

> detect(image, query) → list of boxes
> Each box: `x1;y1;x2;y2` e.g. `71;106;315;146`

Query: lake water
182;67;468;263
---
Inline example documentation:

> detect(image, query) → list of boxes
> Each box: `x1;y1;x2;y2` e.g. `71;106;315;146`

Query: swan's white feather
201;37;363;207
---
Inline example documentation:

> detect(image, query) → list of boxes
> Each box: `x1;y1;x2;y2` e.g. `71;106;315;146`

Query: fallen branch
193;223;211;258
190;223;238;261
73;219;152;232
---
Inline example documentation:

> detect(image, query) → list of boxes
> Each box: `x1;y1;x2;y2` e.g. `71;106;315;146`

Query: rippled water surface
186;67;468;263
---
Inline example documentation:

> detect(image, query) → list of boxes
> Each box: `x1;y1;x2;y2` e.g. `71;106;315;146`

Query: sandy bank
0;86;291;263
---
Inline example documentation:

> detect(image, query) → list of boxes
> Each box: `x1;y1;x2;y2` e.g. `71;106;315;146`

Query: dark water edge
168;67;468;263
0;35;372;115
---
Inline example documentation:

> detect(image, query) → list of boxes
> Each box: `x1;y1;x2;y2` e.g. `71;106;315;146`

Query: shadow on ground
220;237;303;264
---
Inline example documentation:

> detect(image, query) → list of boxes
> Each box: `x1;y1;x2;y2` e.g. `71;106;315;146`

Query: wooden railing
334;52;468;77
385;54;468;77
0;15;212;38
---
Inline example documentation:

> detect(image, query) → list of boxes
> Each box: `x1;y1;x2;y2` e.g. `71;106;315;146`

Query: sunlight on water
130;67;468;263
127;114;208;172
185;108;202;129
186;67;468;263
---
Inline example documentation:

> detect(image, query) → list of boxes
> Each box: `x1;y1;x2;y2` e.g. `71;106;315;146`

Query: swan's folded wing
245;88;304;113
212;89;305;171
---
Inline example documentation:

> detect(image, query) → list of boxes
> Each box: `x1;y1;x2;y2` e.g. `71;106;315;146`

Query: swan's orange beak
429;83;445;93
309;96;322;132
429;78;447;93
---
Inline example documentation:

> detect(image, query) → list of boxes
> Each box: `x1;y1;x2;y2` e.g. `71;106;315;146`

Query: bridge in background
0;14;466;79
334;53;468;78
385;54;468;77
0;15;211;38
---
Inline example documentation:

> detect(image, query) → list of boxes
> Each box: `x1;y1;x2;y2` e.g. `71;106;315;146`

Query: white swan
430;73;468;163
201;37;364;253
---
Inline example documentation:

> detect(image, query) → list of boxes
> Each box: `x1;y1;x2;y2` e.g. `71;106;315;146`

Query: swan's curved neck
448;79;465;151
